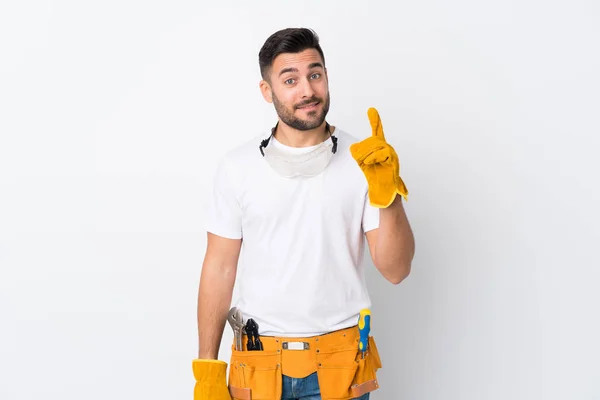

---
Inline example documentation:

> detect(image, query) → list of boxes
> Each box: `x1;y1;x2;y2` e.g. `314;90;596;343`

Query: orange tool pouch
227;325;382;400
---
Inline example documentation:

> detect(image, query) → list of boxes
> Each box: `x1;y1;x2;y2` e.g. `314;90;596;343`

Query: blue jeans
281;372;370;400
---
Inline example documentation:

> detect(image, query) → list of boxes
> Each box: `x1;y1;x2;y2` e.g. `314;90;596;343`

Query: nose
299;77;316;98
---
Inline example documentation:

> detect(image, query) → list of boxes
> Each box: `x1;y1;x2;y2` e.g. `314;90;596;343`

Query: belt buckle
282;341;310;350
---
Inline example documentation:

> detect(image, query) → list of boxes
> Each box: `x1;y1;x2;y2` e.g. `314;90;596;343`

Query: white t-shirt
205;128;380;337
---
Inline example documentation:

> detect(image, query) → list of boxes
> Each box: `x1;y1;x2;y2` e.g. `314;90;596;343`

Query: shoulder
328;127;369;182
216;132;268;173
331;128;364;162
332;128;363;151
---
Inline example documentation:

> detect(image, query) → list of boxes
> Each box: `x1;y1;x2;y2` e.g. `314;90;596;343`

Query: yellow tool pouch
227;325;382;400
228;348;282;400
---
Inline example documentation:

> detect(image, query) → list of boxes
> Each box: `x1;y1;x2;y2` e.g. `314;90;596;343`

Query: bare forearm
375;196;415;283
197;259;237;359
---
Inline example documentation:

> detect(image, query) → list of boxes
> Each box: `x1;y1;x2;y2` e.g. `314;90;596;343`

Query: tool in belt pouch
226;307;382;400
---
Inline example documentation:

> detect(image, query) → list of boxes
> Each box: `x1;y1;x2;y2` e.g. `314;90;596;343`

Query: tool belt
227;325;382;400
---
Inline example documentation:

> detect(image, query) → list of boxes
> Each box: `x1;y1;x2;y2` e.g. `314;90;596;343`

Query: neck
273;121;332;148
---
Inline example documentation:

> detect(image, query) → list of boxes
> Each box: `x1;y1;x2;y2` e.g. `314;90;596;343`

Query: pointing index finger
367;107;385;140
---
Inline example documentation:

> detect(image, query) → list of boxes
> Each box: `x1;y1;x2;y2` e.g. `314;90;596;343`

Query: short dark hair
259;28;325;81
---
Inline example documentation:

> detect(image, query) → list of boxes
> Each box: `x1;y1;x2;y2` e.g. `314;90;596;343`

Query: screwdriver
358;308;371;359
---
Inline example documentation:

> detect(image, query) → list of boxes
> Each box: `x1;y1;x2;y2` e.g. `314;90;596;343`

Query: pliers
244;318;263;351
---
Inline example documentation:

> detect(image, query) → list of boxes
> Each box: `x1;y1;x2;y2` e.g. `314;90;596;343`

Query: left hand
350;107;409;208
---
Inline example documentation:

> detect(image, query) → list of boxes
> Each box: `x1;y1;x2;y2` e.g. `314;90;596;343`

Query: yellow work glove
350;107;409;208
192;359;232;400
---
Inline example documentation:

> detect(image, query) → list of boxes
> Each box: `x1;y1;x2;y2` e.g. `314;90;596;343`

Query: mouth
297;101;320;111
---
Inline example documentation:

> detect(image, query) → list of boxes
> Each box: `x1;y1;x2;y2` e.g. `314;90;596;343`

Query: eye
284;78;296;85
311;73;321;79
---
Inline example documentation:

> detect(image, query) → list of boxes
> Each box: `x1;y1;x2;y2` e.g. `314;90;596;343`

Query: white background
1;1;599;399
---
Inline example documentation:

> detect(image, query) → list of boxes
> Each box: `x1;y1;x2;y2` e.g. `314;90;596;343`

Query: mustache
295;98;322;108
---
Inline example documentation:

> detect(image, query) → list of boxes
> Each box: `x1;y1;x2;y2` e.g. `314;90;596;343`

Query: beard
272;91;331;131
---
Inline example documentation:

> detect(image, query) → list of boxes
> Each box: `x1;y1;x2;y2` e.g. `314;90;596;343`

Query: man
192;28;415;400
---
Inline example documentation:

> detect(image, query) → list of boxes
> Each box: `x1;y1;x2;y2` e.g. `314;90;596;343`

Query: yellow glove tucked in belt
192;359;232;400
350;107;409;208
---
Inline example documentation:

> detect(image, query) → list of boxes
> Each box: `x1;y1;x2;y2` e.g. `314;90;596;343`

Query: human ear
259;80;273;103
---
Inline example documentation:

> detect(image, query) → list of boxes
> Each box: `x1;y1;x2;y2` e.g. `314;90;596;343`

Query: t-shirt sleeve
362;190;380;233
204;157;243;239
